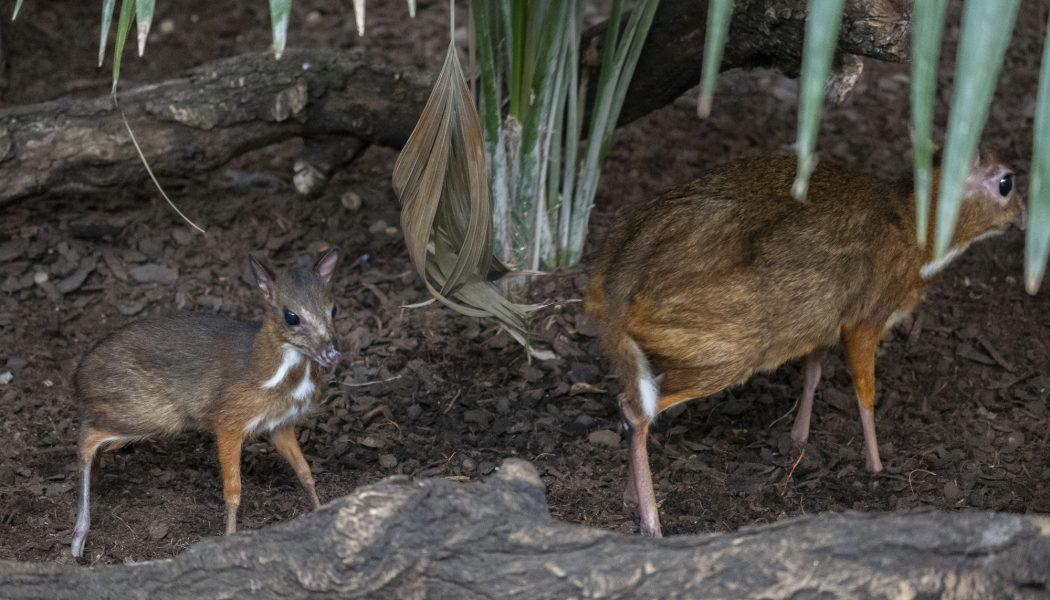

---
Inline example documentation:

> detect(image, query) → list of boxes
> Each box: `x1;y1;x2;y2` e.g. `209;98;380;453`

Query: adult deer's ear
249;255;278;305
314;248;339;287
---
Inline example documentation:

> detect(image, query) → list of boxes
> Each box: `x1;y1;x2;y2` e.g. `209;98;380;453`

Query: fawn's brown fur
586;151;1025;537
71;249;342;557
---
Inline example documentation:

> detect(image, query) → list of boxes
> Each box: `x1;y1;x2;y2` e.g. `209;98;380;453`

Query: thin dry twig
444;389;462;414
768;397;800;430
907;468;937;496
363;405;387;421
780;449;806;491
342;374;403;388
362;282;389;306
976;335;1015;372
113;93;206;234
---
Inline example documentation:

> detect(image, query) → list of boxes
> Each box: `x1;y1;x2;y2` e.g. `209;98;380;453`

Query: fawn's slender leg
71;426;113;558
270;424;320;509
215;428;244;534
842;324;884;472
791;351;824;443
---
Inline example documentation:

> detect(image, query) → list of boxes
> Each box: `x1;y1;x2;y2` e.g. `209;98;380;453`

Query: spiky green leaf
471;0;502;144
568;0;658;266
507;0;528;118
1026;11;1050;294
697;0;732;117
909;0;948;246
99;0;117;66
556;3;584;262
269;0;291;59
352;0;365;36
111;0;134;91
468;0;660;272
792;0;845;201
934;0;1019;258
135;0;155;56
12;0;24;20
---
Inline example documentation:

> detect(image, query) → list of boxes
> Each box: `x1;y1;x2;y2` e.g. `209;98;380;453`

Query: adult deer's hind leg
621;393;661;538
791;351;824;443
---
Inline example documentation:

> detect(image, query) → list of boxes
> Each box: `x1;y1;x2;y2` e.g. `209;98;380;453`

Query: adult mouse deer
71;249;342;557
586;151;1024;537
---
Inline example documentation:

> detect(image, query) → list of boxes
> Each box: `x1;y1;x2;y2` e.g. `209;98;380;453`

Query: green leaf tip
697;0;732;118
792;0;846;203
136;0;155;57
269;0;292;59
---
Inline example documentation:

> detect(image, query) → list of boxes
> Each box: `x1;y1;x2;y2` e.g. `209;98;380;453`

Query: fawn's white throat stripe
262;344;303;388
249;344;316;435
292;362;315;401
628;338;659;419
243;402;311;435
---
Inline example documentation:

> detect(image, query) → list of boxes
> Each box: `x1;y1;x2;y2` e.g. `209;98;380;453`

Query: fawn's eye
331;305;338;318
999;173;1013;197
283;308;301;326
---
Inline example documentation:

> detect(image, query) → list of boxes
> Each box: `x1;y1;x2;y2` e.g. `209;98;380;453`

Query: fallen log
0;0;910;205
1;459;1047;599
0;50;432;205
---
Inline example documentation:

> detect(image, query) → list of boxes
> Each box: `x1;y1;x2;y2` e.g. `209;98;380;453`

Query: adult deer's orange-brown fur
71;249;342;558
586;152;1024;537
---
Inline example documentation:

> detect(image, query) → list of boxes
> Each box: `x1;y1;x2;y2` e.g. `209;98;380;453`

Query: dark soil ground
1;0;1048;565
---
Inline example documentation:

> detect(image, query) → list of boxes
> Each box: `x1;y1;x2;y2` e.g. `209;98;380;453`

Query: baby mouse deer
71;249;342;557
586;150;1025;537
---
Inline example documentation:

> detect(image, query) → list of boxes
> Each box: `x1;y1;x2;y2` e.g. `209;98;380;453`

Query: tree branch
1;459;1047;599
0;0;911;204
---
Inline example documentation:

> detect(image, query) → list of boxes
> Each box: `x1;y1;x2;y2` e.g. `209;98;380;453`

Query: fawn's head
249;249;342;368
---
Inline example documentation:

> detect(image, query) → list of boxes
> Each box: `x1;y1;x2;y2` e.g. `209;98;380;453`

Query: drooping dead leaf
392;41;539;346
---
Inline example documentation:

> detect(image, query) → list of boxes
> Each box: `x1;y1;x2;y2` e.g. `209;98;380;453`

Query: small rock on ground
588;429;621;448
129;264;179;284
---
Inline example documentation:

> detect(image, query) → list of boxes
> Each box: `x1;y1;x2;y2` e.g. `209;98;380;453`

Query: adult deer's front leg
842;324;883;472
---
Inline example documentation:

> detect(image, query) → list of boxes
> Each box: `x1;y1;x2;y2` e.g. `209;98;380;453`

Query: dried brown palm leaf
392;40;539;346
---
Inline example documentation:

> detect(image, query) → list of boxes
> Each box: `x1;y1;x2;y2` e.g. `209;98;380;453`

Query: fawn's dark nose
320;344;342;367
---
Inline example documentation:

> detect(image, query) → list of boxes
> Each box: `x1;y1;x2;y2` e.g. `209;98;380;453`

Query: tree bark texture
1;459;1047;600
0;0;911;205
595;0;910;125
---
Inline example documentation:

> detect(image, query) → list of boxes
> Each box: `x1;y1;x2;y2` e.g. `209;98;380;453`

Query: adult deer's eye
999;173;1013;197
283;308;301;326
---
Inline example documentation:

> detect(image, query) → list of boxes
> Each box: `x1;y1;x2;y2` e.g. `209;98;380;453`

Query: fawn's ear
249;255;278;305
314;248;339;287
